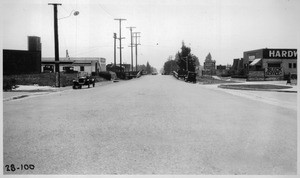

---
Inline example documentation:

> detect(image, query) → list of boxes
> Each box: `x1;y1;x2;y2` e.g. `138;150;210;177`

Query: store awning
249;58;262;66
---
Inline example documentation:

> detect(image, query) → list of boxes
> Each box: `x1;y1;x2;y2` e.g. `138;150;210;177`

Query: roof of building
42;60;74;64
73;60;97;64
42;57;102;64
244;48;297;53
42;57;101;61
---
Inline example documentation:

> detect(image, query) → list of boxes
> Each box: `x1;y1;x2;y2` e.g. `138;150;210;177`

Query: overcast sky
2;0;300;70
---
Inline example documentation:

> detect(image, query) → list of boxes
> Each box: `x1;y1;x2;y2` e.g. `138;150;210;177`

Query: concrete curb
8;90;59;93
4;95;30;101
218;85;297;93
3;92;54;102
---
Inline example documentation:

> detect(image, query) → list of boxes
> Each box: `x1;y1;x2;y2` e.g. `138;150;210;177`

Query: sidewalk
3;80;115;102
3;85;71;102
201;81;297;111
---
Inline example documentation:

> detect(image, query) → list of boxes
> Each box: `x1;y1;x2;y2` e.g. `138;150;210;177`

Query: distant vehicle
152;72;158;75
73;76;95;89
185;72;197;83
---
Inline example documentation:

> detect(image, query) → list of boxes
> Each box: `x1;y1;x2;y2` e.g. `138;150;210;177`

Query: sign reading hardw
263;49;297;59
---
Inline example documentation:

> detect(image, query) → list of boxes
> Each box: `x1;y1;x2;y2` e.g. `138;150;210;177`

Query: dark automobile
184;72;197;83
73;76;95;89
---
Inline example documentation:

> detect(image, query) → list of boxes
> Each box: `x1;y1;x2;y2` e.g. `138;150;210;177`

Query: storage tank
28;36;41;51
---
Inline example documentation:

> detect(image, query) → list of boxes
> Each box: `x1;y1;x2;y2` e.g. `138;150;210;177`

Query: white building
41;57;106;74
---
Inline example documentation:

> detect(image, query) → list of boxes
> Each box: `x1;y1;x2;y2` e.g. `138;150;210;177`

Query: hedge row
3;73;78;90
3;72;115;91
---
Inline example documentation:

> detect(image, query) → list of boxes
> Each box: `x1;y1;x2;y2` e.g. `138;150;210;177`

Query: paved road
3;75;297;174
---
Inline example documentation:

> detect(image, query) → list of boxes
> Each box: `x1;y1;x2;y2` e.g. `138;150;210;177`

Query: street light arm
59;10;79;20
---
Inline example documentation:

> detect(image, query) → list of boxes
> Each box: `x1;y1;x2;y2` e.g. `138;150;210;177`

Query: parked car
152;72;158;75
184;71;197;83
73;76;95;89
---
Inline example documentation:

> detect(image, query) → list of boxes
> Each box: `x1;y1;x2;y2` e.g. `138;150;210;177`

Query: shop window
43;65;54;72
256;65;262;70
268;63;281;67
289;63;292;68
293;63;297;68
80;66;84;71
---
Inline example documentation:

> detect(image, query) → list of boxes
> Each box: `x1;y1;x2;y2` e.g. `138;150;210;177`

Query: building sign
263;49;297;59
265;67;283;76
249;55;255;60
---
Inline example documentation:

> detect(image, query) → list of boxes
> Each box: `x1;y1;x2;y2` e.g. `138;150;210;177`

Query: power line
98;4;114;18
60;5;70;15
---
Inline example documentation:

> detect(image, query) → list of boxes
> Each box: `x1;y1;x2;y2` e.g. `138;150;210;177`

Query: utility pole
182;56;188;72
113;33;117;71
114;18;126;72
48;3;62;87
126;26;135;72
133;32;141;71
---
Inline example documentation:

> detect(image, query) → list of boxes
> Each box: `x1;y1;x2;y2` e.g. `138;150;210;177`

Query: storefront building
243;48;297;80
41;57;106;75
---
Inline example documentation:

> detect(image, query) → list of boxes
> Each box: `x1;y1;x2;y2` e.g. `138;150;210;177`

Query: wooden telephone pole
127;27;136;72
113;33;117;70
48;3;62;87
114;18;126;72
133;32;141;71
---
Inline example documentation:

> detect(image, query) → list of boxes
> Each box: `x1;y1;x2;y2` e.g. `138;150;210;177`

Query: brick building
244;48;297;80
3;36;41;75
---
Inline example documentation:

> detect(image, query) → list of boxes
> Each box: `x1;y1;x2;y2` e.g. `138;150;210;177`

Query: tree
137;62;155;74
163;58;178;75
192;54;200;66
146;61;151;74
175;41;198;73
137;64;146;71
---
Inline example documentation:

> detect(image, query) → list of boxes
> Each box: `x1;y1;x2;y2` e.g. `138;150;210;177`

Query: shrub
221;74;231;77
99;71;112;80
231;75;248;79
3;73;78;88
3;78;17;91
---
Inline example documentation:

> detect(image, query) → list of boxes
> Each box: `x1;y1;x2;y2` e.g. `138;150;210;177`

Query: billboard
263;49;297;59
